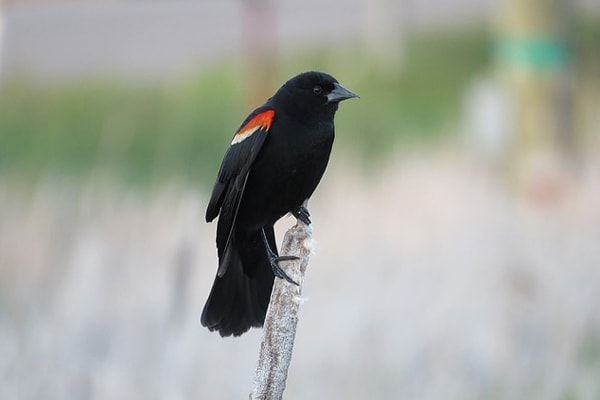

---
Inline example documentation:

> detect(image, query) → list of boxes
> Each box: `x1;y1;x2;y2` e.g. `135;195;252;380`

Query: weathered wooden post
250;222;313;400
495;0;573;199
241;0;278;105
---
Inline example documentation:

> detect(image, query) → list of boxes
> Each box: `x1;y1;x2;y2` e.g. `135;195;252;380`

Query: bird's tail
201;227;276;337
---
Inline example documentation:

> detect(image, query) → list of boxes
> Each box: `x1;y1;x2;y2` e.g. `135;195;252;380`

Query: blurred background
1;0;600;398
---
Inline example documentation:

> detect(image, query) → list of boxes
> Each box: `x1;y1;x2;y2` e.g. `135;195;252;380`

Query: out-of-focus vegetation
284;28;490;153
1;18;598;187
0;69;244;187
577;16;600;73
0;27;490;187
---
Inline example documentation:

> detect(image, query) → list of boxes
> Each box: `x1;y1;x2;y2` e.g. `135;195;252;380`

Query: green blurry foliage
0;28;495;187
2;16;598;188
0;70;243;187
338;28;489;159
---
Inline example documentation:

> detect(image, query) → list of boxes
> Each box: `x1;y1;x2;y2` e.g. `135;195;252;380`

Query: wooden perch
249;221;313;400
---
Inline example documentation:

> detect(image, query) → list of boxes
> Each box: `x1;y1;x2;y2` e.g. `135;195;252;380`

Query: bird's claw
292;206;311;225
269;255;300;285
261;228;300;285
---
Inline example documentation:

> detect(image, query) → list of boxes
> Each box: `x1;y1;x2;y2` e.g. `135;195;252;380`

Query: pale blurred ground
1;0;600;399
1;152;600;399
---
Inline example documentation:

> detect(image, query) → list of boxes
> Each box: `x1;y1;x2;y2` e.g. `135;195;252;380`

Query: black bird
201;71;357;337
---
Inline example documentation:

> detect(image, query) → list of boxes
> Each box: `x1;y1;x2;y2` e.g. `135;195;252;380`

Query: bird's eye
313;85;323;96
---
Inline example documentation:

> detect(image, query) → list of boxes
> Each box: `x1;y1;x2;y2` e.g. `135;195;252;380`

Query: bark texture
249;222;313;400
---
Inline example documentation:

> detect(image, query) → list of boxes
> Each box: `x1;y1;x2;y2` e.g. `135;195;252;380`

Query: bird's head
273;71;358;120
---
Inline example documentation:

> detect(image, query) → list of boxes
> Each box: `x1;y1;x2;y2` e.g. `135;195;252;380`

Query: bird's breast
237;121;334;227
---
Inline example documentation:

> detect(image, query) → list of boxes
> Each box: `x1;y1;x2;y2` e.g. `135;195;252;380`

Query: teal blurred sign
494;36;571;71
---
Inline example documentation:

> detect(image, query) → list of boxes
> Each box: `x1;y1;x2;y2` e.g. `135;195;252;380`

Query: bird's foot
292;206;311;225
268;254;300;286
261;228;299;285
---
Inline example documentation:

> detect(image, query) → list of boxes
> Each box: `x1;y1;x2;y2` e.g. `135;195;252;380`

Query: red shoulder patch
231;110;275;145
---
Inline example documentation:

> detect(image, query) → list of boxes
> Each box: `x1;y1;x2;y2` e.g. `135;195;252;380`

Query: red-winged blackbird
201;71;357;337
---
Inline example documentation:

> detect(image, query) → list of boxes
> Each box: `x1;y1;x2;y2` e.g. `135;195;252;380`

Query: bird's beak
327;82;359;103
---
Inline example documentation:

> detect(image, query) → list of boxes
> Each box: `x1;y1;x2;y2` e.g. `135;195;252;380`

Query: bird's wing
206;107;275;222
205;107;275;273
